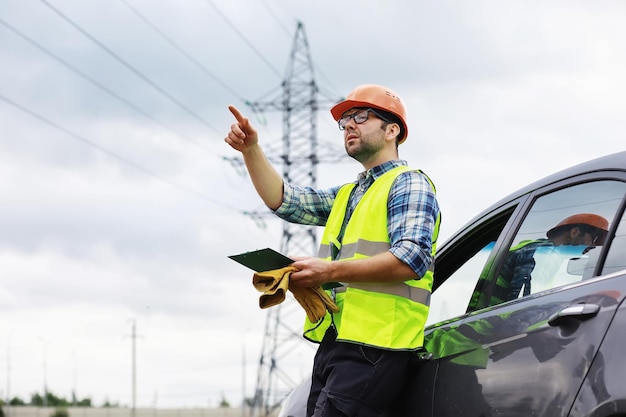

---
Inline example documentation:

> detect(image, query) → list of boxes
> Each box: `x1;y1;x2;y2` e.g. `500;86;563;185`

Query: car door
425;177;626;417
391;203;518;416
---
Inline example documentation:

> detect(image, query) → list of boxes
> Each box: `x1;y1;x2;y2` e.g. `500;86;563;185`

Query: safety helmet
330;84;409;144
547;213;609;244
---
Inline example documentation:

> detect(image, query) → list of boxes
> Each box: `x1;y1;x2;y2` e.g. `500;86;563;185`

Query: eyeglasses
337;108;391;131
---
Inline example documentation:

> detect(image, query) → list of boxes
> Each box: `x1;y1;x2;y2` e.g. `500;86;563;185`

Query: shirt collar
356;160;407;185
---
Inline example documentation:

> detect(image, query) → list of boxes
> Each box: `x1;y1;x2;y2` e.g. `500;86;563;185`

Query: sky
1;0;626;410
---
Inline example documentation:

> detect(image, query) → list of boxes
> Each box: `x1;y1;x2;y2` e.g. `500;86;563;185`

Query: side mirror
566;256;588;276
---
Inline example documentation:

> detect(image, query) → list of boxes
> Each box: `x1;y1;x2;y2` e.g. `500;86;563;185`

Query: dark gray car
279;150;626;417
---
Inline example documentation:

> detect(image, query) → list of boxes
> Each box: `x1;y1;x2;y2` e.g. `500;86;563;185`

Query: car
278;150;626;417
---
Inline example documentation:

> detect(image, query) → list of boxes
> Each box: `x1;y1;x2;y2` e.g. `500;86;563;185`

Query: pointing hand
225;105;259;152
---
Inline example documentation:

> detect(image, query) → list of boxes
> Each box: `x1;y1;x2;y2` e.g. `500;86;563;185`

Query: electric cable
257;1;342;99
203;0;283;79
40;0;222;135
259;0;293;37
0;91;240;212
119;0;248;104
0;17;218;157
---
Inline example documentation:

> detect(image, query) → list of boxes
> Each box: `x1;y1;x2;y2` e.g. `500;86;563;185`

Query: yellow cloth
252;266;339;323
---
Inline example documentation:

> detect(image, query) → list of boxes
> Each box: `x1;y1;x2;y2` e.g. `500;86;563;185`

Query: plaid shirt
274;160;440;278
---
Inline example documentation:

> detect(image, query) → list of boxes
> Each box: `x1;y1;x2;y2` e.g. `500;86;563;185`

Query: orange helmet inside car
331;84;409;144
547;213;609;244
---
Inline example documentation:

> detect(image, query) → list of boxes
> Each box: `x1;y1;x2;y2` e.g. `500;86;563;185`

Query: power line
259;0;293;37
118;0;248;104
40;0;222;135
203;0;283;79
257;0;342;99
0;17;217;157
0;91;237;211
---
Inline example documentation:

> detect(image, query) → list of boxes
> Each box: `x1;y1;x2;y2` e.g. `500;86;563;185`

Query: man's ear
385;123;401;142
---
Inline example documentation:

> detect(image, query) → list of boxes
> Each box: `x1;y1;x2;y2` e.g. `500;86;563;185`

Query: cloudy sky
1;0;625;410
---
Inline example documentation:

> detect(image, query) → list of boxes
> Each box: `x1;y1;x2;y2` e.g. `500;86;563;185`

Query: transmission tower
237;21;342;417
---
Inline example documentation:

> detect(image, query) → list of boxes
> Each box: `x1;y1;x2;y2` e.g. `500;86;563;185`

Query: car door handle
548;303;600;327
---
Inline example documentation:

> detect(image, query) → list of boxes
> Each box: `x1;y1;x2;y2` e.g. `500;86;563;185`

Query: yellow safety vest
303;166;439;350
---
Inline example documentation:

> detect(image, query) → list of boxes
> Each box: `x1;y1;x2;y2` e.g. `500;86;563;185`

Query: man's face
571;227;598;246
340;108;386;163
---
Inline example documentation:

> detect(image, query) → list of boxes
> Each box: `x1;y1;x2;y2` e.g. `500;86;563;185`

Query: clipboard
228;248;294;272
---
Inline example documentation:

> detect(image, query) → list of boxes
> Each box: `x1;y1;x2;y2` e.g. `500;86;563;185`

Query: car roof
443;150;626;247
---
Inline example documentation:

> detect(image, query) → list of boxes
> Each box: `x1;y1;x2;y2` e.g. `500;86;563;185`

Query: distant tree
31;393;44;406
219;394;230;408
101;400;119;408
10;391;90;409
76;399;92;407
47;392;70;408
10;397;26;406
29;391;80;408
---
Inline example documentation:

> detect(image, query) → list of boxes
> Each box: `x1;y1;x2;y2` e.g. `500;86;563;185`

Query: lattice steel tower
241;21;343;417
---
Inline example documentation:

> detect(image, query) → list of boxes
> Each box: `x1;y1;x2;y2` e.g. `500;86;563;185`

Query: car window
427;241;495;325
428;209;515;325
487;180;626;306
429;179;626;328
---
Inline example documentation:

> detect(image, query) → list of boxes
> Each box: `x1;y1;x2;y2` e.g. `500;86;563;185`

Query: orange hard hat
547;213;609;243
330;84;409;144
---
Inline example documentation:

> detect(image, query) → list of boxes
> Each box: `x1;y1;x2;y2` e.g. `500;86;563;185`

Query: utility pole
6;332;11;417
128;319;137;417
72;350;77;407
227;21;343;417
39;337;48;409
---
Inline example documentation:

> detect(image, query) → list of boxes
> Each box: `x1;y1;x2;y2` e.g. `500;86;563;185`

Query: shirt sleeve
387;171;440;278
274;182;340;227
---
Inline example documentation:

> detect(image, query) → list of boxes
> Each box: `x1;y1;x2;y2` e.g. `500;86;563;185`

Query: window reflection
492;180;625;306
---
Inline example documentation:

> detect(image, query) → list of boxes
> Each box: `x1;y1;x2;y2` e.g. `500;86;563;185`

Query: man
494;213;609;303
225;84;441;417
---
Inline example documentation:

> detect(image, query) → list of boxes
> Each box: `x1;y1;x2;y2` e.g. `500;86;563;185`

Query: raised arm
224;105;284;210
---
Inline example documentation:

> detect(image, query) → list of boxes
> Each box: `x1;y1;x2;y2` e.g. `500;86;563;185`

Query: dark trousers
307;327;415;417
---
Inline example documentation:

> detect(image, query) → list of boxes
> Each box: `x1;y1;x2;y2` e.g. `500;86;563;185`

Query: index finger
228;105;246;123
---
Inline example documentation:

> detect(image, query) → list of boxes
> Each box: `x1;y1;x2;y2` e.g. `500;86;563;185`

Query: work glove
289;283;339;323
252;266;293;309
252;266;339;322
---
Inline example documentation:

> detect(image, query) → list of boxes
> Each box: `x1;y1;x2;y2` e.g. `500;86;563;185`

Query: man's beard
345;134;384;163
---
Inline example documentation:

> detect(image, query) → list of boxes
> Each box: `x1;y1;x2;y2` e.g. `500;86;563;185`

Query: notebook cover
228;248;294;272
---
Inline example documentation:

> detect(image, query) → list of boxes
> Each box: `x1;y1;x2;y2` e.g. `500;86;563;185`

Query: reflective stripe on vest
319;239;392;259
334;280;432;305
